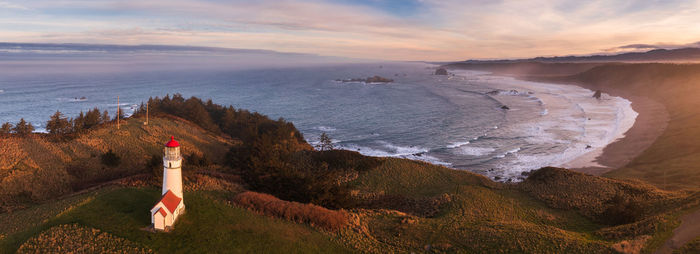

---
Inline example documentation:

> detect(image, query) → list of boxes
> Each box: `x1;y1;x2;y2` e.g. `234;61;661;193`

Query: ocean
0;59;636;182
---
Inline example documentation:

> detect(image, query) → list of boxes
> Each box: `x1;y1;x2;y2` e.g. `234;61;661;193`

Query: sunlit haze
2;0;700;61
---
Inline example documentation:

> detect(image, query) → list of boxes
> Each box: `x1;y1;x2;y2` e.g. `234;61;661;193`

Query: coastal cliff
1;95;696;253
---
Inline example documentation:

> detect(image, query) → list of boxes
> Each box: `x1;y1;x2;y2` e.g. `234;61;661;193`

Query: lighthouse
150;136;186;231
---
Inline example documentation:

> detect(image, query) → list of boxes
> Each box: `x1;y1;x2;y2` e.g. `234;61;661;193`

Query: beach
568;94;669;175
451;70;647;178
541;78;671;176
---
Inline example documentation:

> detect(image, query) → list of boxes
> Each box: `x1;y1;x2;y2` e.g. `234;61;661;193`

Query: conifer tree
0;122;12;136
318;132;334;151
13;118;34;136
46;111;71;137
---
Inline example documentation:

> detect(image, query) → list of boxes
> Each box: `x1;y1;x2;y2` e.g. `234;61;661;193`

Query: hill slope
0;116;234;212
0;106;696;253
456;47;700;63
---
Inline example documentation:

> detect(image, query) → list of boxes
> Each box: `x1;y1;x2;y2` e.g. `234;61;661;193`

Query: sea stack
435;68;448;75
150;136;186;231
593;90;602;99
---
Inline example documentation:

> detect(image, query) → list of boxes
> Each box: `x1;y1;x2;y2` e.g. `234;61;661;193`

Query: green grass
1;187;350;253
346;159;616;253
0;189;99;238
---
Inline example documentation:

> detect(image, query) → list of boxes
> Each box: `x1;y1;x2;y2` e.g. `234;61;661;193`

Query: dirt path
655;208;700;254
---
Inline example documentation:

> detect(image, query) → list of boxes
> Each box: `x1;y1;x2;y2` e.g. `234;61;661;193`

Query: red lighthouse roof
165;136;180;147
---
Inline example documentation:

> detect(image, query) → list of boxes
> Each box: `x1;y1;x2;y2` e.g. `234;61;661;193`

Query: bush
100;150;121;167
232;191;349;231
600;193;643;225
185;153;210;167
147;154;163;177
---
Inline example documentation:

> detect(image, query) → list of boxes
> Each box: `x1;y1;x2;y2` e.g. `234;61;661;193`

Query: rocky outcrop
365;76;394;83
336;76;394;84
593;90;602;99
435;68;448;75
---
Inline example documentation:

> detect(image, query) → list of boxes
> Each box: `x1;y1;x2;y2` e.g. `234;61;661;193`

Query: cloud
1;0;700;60
604;41;700;53
0;1;28;10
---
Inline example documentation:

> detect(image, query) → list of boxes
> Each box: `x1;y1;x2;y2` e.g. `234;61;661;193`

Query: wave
446;141;470;148
493;147;521;159
456;146;495;156
314;126;337;132
337;141;450;166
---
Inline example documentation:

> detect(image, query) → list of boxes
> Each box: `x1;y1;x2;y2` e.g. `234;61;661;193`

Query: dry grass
16;224;152;253
0;116;235;211
611;235;651;254
519;167;682;220
675;236;700;254
232;191;349;232
353;192;452;217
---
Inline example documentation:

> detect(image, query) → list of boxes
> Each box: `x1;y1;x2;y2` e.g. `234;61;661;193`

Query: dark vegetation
100;149;121;167
0;94;381;212
232;191;349;232
520;167;672;226
0;118;35;137
138;94;382;208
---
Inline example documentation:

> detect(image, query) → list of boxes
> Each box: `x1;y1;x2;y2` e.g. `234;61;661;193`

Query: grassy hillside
0;116;234;212
1;99;697;253
3;158;692;253
676;236;700;253
343;159;697;253
1;187;350;253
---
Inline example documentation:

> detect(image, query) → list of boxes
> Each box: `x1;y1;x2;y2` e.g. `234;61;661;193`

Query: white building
151;136;185;231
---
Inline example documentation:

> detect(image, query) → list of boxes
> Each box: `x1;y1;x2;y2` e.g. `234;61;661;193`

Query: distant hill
458;47;700;63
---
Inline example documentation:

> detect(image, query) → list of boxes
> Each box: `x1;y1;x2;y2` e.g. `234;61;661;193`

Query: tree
101;149;121;167
46;111;72;137
114;107;125;121
101;110;110;123
317;132;334;151
83;108;102;129
72;111;86;133
13;118;34;136
0;122;12;136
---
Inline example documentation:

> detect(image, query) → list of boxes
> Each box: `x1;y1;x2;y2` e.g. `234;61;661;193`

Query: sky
1;0;700;61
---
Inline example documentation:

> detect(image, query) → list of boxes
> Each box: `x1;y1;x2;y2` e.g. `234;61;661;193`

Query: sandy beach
571;94;670;175
524;77;671;176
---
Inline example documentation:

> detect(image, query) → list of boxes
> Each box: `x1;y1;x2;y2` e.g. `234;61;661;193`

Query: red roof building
165;136;180;147
158;190;183;214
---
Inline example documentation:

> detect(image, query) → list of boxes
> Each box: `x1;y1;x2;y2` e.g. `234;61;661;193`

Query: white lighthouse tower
150;136;186;231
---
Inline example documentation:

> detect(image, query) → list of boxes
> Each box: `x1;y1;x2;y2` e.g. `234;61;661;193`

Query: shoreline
518;76;670;176
450;70;641;179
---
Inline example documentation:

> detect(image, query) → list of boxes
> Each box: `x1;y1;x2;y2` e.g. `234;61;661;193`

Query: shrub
600;193;643;225
100;149;121;167
185;153;210;167
232;191;349;231
147;154;163;177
